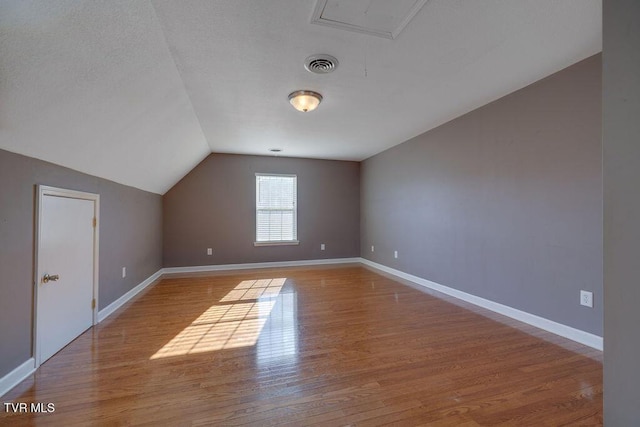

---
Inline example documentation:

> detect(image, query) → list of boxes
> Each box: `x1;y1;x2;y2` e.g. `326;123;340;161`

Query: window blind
255;174;297;243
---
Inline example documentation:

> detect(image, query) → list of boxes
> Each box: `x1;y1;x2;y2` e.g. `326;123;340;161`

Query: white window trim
255;173;298;246
254;240;300;247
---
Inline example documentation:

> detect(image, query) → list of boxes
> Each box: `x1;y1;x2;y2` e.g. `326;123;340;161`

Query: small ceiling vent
304;54;339;74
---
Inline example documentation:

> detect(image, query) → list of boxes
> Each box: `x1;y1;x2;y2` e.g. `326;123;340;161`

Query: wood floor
1;265;602;426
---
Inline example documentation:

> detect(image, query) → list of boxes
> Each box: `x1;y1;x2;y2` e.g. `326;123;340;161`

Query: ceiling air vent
304;54;339;74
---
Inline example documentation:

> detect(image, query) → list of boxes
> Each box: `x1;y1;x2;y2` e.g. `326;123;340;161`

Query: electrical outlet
580;290;593;308
122;267;126;278
207;248;213;255
371;245;375;252
394;250;398;259
320;243;325;250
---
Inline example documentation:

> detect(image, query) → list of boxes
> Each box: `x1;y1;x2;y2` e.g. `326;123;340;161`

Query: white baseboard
0;358;35;398
97;269;163;322
163;257;361;275
359;258;603;351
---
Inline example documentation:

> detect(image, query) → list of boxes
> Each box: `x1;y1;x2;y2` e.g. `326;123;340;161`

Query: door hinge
92;217;97;228
91;299;96;309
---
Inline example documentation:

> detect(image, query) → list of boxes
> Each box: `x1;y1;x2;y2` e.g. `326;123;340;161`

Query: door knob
43;274;60;283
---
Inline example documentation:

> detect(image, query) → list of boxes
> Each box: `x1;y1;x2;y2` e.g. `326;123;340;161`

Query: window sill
254;241;300;247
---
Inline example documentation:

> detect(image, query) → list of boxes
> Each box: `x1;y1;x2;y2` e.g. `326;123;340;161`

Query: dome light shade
288;90;322;112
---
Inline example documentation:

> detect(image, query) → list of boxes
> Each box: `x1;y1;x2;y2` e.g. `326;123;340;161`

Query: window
255;174;298;245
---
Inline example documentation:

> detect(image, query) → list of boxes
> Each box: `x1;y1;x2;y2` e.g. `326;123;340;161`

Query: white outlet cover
320;244;325;250
580;290;593;308
122;267;126;278
207;248;213;255
394;250;398;259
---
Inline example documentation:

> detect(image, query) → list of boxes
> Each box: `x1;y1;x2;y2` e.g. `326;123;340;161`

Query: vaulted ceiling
0;1;602;194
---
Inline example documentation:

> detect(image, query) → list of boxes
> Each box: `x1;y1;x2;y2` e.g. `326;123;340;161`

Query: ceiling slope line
148;0;212;193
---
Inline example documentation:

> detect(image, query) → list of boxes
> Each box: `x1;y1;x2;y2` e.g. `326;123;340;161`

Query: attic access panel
310;0;428;39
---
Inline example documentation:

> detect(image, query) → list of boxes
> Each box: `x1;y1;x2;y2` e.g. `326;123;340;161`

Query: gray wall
361;55;602;335
163;153;360;267
603;0;640;423
0;148;162;378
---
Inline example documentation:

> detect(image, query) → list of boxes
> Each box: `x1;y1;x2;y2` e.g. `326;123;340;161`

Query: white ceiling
0;1;602;194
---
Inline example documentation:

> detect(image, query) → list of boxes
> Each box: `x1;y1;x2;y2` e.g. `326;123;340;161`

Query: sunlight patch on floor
150;278;286;359
219;278;285;302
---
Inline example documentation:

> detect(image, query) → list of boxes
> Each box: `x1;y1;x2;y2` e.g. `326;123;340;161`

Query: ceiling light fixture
288;90;322;112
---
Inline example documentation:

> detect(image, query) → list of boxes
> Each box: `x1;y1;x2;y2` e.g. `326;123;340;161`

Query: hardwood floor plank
0;265;602;425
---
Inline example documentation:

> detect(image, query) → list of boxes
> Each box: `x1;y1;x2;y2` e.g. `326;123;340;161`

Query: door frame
34;185;100;368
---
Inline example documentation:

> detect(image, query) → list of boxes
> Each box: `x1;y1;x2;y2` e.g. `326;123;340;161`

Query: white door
37;187;98;365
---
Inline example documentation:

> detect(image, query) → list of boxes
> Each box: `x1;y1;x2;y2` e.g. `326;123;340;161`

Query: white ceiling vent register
310;0;429;40
304;54;339;74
